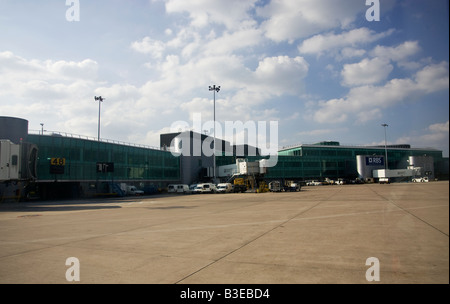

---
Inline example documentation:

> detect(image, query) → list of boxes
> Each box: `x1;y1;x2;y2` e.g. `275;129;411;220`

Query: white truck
194;183;217;194
217;183;233;193
176;184;191;194
126;185;144;196
168;184;177;193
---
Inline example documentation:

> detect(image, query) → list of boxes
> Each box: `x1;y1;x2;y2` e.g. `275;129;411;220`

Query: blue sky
0;0;448;156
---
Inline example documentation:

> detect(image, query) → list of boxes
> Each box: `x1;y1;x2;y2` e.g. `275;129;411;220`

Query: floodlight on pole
209;85;220;182
382;123;389;170
94;96;105;141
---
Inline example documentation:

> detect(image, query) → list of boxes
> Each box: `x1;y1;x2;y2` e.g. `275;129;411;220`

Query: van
217;183;233;193
168;184;177;193
194;183;217;194
176;184;191;194
126;186;144;196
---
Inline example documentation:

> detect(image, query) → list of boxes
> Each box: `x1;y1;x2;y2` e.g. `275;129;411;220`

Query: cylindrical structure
173;137;182;153
356;155;386;179
0;116;29;144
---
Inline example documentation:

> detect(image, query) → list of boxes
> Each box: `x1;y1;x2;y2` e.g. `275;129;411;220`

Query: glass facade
218;144;444;181
24;135;445;183
27;134;180;182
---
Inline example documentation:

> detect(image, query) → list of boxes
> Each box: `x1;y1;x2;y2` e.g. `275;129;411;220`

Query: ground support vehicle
194;183;217;193
176;184;191;194
217;183;233;193
126;186;144;196
268;181;282;192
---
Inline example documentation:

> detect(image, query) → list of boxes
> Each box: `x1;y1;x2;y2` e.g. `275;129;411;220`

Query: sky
0;0;449;156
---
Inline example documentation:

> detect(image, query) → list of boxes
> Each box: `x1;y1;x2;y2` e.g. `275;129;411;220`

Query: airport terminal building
1;117;180;200
1;116;448;201
216;141;447;182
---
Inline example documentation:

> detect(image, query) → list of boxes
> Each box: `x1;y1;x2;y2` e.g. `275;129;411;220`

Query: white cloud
355;108;382;124
165;0;257;30
204;27;263;56
0;51;101;135
395;121;449;155
48;59;99;80
298;27;395;55
130;37;166;59
1;1;445;154
77;51;311;142
370;41;421;62
428;121;449;133
414;61;450;93
297;127;348;137
339;47;367;60
312;62;449;124
253;56;309;95
341;57;393;87
162;54;310;125
258;0;364;43
0;52;99;105
0;51;99;82
164;28;173;36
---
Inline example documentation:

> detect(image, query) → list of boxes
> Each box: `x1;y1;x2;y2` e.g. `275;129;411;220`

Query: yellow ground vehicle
233;177;251;193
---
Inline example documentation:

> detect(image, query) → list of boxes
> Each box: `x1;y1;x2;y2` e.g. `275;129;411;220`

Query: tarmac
0;181;448;284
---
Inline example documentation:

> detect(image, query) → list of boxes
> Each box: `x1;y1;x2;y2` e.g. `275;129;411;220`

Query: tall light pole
94;96;104;141
209;85;220;182
381;123;389;170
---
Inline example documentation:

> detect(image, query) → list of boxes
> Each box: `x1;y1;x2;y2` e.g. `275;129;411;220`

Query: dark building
160;131;261;184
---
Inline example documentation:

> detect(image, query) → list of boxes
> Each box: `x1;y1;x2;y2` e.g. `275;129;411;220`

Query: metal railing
28;129;171;152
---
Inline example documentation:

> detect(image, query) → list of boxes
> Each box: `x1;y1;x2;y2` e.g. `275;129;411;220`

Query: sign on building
50;158;66;174
96;162;114;173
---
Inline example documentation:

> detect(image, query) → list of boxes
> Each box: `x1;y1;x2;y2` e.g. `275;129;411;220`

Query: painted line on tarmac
1;204;446;246
292;204;449;222
0;233;109;246
173;187;344;283
122;203;448;235
366;186;449;237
